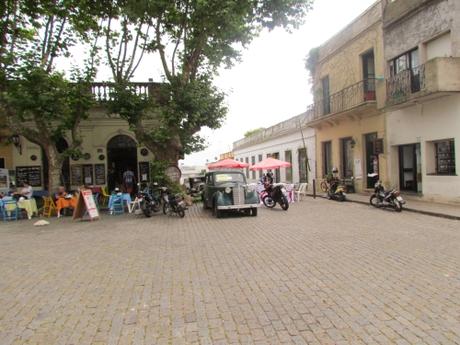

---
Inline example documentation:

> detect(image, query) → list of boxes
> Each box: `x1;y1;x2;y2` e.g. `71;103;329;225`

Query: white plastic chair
295;183;308;201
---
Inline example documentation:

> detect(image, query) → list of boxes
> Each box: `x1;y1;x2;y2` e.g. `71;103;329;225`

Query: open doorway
107;135;138;192
398;143;421;193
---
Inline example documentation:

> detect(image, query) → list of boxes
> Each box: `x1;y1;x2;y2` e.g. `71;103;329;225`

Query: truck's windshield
214;173;246;184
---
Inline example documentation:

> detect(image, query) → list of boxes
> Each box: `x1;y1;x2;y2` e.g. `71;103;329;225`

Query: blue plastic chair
2;200;19;221
111;196;124;215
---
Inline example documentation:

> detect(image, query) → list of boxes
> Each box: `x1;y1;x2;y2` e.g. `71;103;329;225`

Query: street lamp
11;134;22;155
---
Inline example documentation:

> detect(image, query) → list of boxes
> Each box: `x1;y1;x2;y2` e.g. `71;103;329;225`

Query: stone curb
305;193;460;221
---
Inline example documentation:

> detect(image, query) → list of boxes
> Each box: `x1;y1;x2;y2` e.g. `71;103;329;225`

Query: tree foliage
103;0;314;163
244;127;265;138
0;0;104;190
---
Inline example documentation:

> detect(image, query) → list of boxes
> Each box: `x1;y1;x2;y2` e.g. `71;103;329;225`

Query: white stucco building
383;0;460;203
233;112;316;185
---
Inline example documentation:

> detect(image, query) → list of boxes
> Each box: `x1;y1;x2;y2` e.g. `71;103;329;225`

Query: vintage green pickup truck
202;170;259;218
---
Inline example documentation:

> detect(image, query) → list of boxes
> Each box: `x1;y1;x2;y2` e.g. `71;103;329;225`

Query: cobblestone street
0;199;459;345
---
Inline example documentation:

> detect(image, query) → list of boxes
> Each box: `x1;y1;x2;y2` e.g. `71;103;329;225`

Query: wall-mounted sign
138;162;150;182
82;164;93;185
94;164;106;185
71;165;82;186
16;166;42;187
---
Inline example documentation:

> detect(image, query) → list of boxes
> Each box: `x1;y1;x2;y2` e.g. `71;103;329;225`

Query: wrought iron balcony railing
386;65;425;105
307;78;377;120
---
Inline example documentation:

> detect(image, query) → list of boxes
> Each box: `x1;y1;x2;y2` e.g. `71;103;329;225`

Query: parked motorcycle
137;183;161;217
261;183;289;211
161;187;187;218
370;180;405;212
327;179;346;202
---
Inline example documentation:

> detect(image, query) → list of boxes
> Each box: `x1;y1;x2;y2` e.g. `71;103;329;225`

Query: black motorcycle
327;179;346;202
370;180;405;212
137;183;161;217
262;183;289;211
162;187;186;218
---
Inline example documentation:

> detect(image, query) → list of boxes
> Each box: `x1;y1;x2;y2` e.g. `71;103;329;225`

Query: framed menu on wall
94;164;106;185
82;164;93;185
16;166;42;187
138;162;150;182
71;165;82;186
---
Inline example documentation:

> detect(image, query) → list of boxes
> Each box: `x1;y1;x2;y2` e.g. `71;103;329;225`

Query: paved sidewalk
307;192;460;220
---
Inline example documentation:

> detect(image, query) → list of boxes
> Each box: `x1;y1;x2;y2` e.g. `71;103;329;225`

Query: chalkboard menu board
83;164;93;185
139;162;150;182
71;165;82;186
94;164;106;185
16;166;42;187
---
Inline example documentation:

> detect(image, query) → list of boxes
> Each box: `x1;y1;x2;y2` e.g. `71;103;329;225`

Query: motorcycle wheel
153;201;161;212
320;181;329;192
369;195;380;208
178;208;185;218
142;203;152;218
393;200;403;212
280;197;289;211
163;203;169;215
262;196;276;208
338;193;346;202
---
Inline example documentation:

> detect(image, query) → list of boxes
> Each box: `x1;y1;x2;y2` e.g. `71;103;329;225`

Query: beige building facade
308;1;388;193
0;84;156;191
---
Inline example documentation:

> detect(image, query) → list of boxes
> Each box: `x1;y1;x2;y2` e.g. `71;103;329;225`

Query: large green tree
103;0;314;164
0;0;105;190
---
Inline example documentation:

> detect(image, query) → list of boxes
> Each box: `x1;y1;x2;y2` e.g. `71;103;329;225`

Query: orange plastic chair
42;196;57;217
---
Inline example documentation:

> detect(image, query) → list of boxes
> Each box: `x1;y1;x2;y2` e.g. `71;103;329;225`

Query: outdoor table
0;197;38;219
108;193;132;211
18;198;38;219
56;196;78;216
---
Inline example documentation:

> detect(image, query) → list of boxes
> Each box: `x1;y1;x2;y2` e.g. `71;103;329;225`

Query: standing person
122;167;135;195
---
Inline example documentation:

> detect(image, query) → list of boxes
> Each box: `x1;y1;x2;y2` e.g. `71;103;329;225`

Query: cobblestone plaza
0;200;459;345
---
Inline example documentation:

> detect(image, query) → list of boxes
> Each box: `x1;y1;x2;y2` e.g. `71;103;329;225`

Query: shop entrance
107;135;138;192
398;143;421;193
365;132;379;188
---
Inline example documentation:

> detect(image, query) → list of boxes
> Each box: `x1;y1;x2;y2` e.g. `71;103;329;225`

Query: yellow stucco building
307;1;388;192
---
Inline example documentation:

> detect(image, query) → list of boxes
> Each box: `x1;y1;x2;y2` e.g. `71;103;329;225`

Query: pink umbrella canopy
250;157;292;171
207;158;249;170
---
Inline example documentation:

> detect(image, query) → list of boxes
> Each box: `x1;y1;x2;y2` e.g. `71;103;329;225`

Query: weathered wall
384;0;452;61
0;144;13;169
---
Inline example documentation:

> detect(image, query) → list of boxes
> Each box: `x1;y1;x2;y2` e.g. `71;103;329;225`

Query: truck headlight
225;187;232;194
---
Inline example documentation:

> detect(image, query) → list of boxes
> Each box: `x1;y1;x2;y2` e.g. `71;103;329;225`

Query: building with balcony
308;1;387;192
383;0;460;203
2;82;157;191
233;112;316;185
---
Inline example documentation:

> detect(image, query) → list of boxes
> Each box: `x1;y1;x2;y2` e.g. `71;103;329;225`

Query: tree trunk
44;144;63;193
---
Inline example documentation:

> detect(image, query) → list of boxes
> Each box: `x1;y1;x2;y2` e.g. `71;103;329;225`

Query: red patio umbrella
207;158;249;170
250;157;292;171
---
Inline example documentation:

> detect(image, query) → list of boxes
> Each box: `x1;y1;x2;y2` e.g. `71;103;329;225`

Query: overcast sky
180;0;377;166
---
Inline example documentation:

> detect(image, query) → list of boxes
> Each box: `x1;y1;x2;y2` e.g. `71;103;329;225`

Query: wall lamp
11;134;22;155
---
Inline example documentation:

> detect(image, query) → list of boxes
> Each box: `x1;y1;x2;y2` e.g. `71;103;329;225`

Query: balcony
90;82;159;102
307;79;379;127
386;57;460;108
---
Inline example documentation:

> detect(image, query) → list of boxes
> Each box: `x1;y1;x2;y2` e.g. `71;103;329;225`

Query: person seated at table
55;186;77;217
55;185;67;199
13;182;33;200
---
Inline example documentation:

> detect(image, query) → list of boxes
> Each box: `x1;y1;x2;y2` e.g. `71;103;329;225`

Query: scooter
161;187;187;218
137;183;161;217
261;183;289;211
327;179;346;202
370;180;405;212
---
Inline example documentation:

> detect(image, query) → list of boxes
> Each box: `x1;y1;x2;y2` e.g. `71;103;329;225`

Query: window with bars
435;140;456;175
285;150;292;182
251;156;256;180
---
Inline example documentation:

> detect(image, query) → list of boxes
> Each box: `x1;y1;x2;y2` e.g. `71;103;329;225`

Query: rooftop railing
90;82;158;102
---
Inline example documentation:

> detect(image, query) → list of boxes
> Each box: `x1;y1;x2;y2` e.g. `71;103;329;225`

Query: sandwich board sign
73;189;99;221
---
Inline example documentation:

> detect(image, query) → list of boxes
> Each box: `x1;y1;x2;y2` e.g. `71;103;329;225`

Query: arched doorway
107;135;138;191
